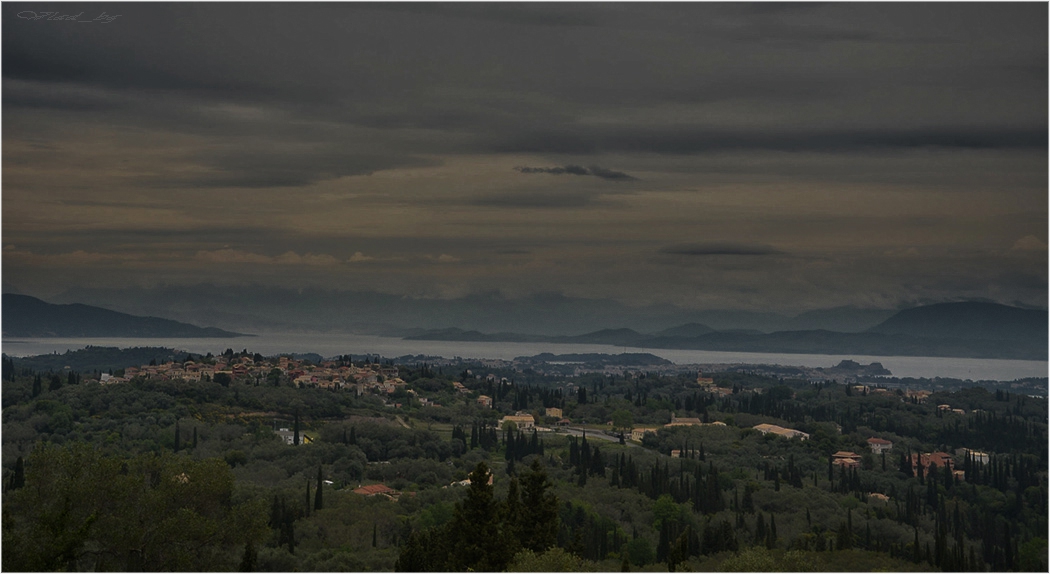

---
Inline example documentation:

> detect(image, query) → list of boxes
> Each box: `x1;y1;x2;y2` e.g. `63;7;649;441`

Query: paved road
560;426;640;447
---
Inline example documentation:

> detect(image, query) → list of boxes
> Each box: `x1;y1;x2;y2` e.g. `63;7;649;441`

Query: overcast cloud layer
3;3;1047;314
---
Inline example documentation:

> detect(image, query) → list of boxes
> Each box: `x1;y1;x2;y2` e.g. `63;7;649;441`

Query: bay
2;333;1046;382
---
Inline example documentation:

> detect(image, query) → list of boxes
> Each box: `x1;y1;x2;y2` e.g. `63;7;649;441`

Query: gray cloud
171;149;440;189
3;3;1046;313
515;165;636;180
500;127;1047;156
587;166;638;181
471;191;597;209
659;243;784;257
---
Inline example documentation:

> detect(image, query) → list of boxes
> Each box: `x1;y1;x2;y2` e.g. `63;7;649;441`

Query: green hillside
1;349;1045;572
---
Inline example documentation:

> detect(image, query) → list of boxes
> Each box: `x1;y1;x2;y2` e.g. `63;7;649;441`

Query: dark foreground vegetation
2;349;1046;571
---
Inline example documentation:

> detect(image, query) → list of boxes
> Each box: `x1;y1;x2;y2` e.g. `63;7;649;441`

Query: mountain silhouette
3;294;248;338
868;302;1047;342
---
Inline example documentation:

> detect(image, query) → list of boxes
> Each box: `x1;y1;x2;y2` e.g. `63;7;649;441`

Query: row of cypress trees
395;459;559;571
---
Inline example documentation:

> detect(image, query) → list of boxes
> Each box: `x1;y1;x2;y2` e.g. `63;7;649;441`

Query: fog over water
3;334;1046;382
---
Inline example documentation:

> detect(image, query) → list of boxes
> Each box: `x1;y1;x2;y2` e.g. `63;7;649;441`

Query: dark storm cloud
2;79;122;111
1;19;275;99
515;165;636;181
500;127;1047;155
517;165;589;176
3;3;1046;312
660;243;784;257
588;166;637;181
5;3;1045;158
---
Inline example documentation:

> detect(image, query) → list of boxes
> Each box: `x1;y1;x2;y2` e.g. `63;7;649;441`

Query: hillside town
94;353;406;396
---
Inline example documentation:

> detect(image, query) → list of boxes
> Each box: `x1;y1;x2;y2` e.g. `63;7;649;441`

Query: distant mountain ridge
516;353;672;366
867;301;1047;342
2;294;248;338
651;323;716;338
49;284;899;335
408;302;1048;361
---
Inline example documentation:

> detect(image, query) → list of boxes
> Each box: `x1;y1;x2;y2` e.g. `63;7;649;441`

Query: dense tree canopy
1;352;1045;571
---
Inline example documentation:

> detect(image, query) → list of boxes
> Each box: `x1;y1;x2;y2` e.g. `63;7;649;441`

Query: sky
3;2;1047;317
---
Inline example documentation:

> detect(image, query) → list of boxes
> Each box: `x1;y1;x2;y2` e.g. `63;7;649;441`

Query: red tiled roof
928;452;953;464
353;484;396;496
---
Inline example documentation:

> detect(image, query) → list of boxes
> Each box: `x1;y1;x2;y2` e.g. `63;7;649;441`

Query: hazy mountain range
405;302;1047;361
27;284;907;335
2;294;246;338
2;287;1045;360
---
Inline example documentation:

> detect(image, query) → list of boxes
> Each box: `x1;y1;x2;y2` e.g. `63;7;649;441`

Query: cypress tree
174;420;181;452
847;509;853;546
449;462;512;571
287;521;295;554
315;466;324;510
373;523;378;548
269;495;282;529
9;456;25;491
192;427;198;449
590;446;605;477
239;540;257;572
656;520;670;563
742;483;754;513
293;411;300;446
519;459;559;553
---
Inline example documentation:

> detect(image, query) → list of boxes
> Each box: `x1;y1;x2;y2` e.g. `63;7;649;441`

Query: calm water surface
2;333;1046;382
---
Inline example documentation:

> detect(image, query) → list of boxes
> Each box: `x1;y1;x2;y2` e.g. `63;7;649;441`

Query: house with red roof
832;451;862;469
909;452;955;478
352;484;399;499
